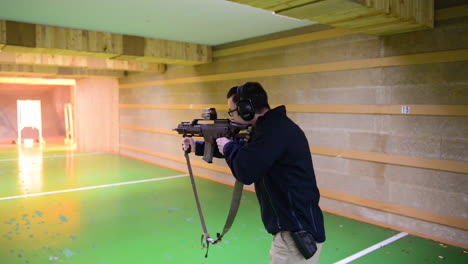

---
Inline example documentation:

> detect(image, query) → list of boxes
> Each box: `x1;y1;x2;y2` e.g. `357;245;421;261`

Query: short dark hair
227;82;270;114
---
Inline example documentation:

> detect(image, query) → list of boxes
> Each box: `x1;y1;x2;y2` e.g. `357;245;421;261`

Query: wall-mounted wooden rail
120;104;227;111
120;104;468;117
0;51;166;73
120;144;468;231
120;49;468;89
0;77;75;86
0;64;124;78
120;125;468;174
435;4;468;21
322;207;468;249
322;188;467;231
121;144;231;174
311;146;468;174
120;125;177;136
213;28;355;58
287;105;468;116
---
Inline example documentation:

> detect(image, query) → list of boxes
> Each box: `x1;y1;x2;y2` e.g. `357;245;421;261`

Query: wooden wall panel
1;20;211;65
0;64;124;78
0;20;6;50
0;51;165;72
212;5;467;58
75;79;119;152
229;0;434;35
120;49;468;89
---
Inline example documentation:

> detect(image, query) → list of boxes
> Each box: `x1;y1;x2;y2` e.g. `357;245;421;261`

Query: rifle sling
184;152;243;257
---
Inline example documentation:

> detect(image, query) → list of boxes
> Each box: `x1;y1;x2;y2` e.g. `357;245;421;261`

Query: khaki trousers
270;231;323;264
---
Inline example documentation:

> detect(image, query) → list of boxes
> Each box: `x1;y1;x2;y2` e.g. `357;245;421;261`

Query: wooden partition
74;78;119;152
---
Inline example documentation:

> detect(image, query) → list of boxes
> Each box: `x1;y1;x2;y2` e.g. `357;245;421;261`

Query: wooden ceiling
228;0;434;35
0;0;443;79
0;20;211;66
0;20;211;78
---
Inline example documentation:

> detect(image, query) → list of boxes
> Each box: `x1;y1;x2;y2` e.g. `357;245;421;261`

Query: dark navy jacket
196;106;325;242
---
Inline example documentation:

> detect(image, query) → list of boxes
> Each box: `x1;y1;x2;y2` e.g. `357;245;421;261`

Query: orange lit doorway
17;100;44;145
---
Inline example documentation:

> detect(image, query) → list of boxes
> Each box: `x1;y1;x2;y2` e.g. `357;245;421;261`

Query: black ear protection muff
236;85;255;121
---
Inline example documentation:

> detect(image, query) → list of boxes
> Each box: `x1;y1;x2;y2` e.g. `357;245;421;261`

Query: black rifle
174;108;249;163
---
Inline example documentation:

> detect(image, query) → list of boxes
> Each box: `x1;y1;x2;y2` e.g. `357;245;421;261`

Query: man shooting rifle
180;82;326;264
174;107;250;257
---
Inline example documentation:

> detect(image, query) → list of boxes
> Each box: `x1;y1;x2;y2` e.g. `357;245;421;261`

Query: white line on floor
334;232;408;264
0;174;188;201
0;152;104;162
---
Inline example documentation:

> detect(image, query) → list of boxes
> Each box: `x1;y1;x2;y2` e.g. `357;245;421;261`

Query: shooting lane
0;78;73;145
1;0;467;264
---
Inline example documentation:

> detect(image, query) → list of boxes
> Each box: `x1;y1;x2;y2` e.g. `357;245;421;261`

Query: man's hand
216;137;232;155
182;137;195;152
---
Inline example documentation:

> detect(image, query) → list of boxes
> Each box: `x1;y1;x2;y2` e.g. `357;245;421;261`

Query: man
182;82;325;264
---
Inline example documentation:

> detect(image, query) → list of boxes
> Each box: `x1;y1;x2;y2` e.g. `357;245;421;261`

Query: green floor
0;145;466;264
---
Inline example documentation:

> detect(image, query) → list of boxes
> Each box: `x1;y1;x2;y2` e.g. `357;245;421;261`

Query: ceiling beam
0;77;76;85
0;20;212;65
214;5;468;58
0;51;166;73
228;0;434;36
0;64;124;78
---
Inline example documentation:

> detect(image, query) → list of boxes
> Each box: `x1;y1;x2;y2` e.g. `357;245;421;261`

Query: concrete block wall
119;17;468;245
